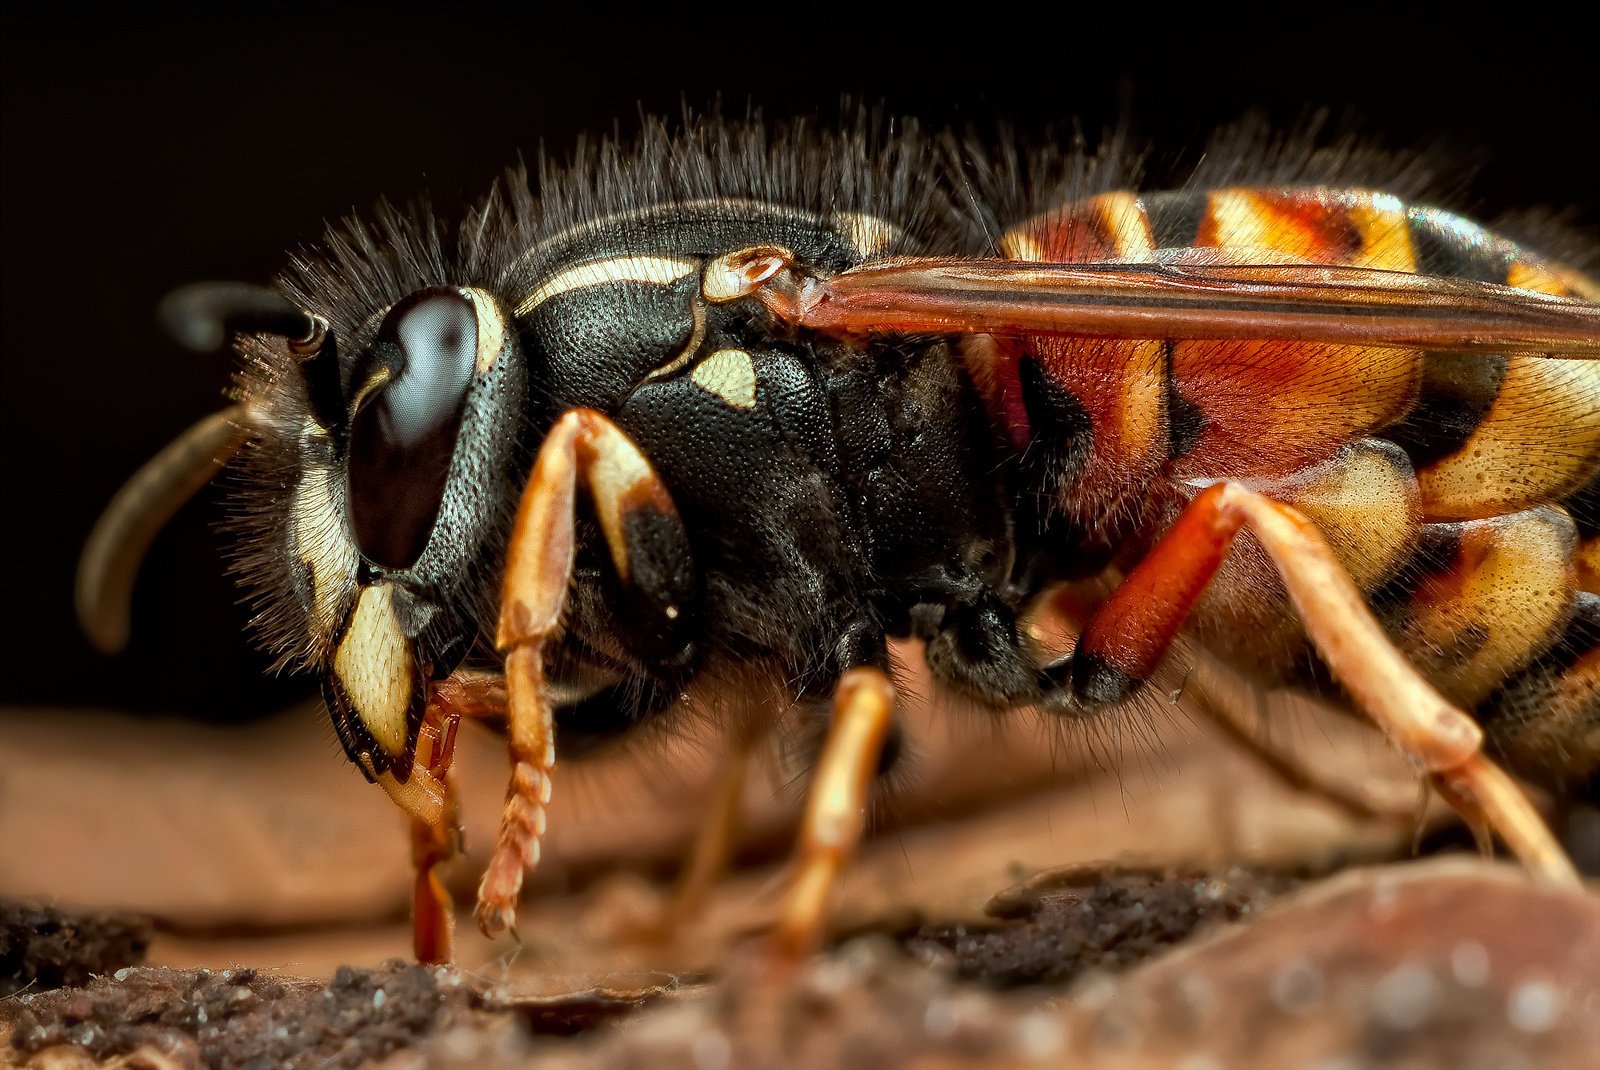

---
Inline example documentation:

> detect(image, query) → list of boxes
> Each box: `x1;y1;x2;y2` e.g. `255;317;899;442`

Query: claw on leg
400;691;465;963
1221;486;1579;887
476;641;557;939
1061;481;1577;887
770;667;896;961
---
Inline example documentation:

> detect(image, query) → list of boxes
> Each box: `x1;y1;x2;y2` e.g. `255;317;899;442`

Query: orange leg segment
1073;481;1578;887
478;408;693;939
407;688;465;964
389;668;511;962
769;667;897;960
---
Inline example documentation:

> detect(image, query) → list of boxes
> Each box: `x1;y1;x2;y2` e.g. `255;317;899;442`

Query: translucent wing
740;256;1600;357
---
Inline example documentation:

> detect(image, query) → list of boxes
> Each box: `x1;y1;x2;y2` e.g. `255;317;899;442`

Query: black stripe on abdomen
1385;350;1511;469
1406;206;1515;283
1144;189;1211;250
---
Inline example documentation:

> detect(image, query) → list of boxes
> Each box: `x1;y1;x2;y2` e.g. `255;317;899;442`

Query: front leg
478;408;696;938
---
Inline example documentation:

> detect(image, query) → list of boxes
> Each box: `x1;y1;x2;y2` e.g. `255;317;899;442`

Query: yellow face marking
515;256;698;316
333;584;413;758
836;212;899;257
463;287;508;375
691;348;758;410
291;461;358;645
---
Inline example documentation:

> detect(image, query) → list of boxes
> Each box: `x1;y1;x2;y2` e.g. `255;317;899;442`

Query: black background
3;4;1595;720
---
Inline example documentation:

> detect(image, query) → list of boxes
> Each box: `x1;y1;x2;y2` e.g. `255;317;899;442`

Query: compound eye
347;288;479;569
381;293;477;447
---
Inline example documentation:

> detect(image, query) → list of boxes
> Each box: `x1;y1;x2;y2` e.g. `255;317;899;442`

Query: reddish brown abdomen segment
981;186;1599;785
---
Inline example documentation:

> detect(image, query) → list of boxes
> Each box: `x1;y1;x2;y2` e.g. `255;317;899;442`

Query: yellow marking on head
1096;192;1156;261
516;256;699;316
463;287;508;375
836;212;899;257
691;348;758;410
333;584;413;758
1347;192;1416;272
291;462;358;644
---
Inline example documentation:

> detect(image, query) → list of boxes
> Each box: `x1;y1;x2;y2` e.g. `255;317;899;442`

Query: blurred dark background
3;4;1595;721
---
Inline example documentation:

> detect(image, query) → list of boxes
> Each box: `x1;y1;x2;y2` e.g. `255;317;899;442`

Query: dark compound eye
347;288;479;569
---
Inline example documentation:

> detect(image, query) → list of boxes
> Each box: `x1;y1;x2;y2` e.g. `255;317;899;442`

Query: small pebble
1269;958;1325;1016
1371;962;1438;1031
1015;1010;1065;1060
1507;979;1561;1033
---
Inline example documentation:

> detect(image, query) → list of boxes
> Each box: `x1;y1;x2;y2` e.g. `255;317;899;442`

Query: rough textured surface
6;963;476;1070
0;902;151;998
907;867;1298;987
7;861;1597;1070
6;655;1587;1068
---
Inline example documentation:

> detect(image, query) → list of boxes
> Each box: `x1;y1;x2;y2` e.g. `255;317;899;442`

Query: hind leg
1054;482;1577;885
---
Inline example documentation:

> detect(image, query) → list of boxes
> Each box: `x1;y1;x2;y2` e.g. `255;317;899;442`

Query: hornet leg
769;666;897;960
1053;482;1578;887
401;670;507;963
479;408;695;938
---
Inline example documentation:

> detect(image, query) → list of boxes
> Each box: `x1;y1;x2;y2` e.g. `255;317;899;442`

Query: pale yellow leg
769;668;897;960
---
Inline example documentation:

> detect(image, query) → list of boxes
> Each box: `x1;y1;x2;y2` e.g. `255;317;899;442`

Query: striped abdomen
978;186;1600;786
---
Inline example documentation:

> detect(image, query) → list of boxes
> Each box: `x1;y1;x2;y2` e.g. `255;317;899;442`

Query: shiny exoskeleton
983;187;1600;787
79;120;1600;962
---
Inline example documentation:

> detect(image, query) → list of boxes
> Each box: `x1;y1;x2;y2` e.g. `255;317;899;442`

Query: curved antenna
77;405;255;653
77;282;342;653
158;282;319;352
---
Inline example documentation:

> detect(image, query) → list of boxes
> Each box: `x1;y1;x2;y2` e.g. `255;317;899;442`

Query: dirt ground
4;650;1598;1068
6;860;1598;1070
